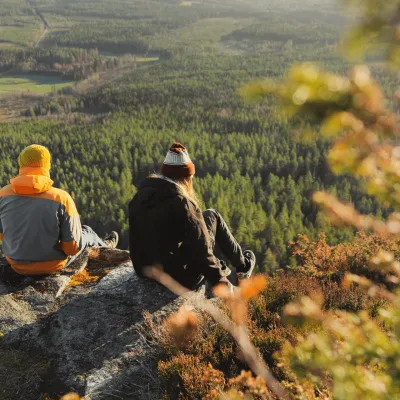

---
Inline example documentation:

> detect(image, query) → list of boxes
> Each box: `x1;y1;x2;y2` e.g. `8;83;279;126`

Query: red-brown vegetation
145;232;396;398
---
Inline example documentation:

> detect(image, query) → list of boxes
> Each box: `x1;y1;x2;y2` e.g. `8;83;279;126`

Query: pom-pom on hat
18;144;51;171
161;142;195;179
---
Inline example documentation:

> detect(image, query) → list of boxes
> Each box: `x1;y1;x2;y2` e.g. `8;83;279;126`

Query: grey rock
0;248;199;399
0;294;37;334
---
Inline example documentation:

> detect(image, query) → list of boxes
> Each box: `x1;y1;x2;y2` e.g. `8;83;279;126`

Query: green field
98;50;159;62
0;74;74;94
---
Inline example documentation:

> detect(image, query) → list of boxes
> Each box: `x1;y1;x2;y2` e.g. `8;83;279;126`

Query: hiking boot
237;250;256;280
104;231;119;249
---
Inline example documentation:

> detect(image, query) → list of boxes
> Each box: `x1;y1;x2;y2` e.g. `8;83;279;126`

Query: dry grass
140;233;396;399
66;268;106;288
0;92;46;122
66;247;130;289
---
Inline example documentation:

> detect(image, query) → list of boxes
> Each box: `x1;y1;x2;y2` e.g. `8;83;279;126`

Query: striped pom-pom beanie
161;142;195;179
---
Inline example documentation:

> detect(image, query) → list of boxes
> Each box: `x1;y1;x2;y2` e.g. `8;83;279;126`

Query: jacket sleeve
59;194;82;256
182;198;228;285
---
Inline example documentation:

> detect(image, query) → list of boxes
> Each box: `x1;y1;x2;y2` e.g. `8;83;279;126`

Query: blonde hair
175;176;201;208
150;173;201;209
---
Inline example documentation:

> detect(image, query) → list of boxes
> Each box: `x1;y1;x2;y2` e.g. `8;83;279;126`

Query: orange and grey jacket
0;167;82;275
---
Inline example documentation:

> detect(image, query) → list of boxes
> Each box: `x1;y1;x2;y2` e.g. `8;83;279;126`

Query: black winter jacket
129;177;225;287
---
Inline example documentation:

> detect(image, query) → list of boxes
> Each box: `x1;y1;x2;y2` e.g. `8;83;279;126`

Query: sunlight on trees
241;0;400;398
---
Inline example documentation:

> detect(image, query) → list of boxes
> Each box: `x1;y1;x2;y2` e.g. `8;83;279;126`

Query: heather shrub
291;233;400;288
147;230;397;399
259;272;321;313
142;308;243;390
250;326;295;381
321;279;368;312
158;354;225;400
290;233;392;314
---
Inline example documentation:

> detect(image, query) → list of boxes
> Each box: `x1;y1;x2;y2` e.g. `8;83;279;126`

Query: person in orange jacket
0;144;118;276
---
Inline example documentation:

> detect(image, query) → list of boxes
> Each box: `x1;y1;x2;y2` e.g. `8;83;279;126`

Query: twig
144;266;291;400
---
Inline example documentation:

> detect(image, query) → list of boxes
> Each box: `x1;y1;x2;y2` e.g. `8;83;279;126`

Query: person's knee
203;209;219;220
82;225;95;235
203;209;219;228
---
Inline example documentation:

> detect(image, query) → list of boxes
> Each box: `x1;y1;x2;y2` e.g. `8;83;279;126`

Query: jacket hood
10;167;54;195
137;177;181;208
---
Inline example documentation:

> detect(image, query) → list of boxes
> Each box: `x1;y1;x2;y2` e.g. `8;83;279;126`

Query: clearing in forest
0;74;74;95
151;17;253;51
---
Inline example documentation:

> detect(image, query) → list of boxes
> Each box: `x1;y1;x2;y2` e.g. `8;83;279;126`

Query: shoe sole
104;232;119;249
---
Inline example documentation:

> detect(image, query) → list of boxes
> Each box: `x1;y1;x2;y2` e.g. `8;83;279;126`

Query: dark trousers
167;209;247;289
202;209;246;272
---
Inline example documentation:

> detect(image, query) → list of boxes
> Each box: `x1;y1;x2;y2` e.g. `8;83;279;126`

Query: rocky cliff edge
0;248;200;400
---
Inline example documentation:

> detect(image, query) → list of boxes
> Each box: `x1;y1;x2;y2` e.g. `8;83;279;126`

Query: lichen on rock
0;247;193;399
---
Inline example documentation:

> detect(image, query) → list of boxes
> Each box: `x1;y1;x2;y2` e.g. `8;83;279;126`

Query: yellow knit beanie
18;144;51;171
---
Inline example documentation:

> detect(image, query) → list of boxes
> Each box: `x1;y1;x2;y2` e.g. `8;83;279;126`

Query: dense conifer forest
3;1;400;399
0;0;395;271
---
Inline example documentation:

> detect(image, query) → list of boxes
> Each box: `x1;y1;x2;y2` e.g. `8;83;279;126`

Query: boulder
0;248;200;399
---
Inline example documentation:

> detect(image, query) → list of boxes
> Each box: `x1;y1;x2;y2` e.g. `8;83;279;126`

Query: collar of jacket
139;175;181;193
10;167;54;195
156;174;179;187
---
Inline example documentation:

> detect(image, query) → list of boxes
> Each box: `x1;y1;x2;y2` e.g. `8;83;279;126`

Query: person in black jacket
129;142;256;289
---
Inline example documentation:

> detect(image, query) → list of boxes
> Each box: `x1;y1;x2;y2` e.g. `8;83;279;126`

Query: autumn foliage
140;229;400;399
62;1;400;398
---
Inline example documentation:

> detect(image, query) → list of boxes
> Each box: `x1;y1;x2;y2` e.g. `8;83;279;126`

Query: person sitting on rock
0;144;119;276
129;142;256;289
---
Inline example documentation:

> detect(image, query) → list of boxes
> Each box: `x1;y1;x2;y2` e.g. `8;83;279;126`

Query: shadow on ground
0;250;187;399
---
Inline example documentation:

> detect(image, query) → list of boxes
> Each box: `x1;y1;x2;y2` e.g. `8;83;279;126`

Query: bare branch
143;265;291;400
